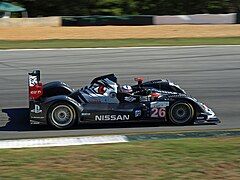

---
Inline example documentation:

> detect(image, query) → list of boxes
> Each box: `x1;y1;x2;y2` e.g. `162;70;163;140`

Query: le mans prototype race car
29;70;220;129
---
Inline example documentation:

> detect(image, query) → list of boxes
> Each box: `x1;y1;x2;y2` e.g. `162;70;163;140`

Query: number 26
151;108;166;118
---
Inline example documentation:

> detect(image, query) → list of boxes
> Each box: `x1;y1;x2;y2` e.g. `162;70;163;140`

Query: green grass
1;37;240;49
0;137;239;179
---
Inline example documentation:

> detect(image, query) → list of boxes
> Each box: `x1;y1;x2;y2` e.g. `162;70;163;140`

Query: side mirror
134;77;143;85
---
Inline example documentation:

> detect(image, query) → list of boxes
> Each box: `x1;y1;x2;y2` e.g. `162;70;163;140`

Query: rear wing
28;70;43;100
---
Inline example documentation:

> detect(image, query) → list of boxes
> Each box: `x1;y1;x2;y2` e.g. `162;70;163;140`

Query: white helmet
122;85;133;93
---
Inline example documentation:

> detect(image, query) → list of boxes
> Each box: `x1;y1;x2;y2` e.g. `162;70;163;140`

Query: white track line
0;135;128;149
1;45;240;52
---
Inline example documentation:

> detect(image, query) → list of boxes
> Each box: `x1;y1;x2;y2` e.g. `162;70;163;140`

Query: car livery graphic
29;70;220;129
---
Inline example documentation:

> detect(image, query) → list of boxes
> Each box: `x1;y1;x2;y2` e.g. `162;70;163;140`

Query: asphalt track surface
0;46;239;139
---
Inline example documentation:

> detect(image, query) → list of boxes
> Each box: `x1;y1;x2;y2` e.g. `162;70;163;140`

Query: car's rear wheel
168;101;194;125
48;102;76;129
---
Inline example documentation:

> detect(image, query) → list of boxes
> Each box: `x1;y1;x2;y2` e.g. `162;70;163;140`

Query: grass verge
0;137;239;179
1;37;240;49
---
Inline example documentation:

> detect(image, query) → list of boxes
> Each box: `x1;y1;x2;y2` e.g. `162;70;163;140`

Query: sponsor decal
88;99;101;103
140;96;148;102
124;96;136;102
29;75;38;87
151;101;169;108
29;83;43;99
160;91;178;95
31;116;44;119
151;107;166;118
30;120;41;124
135;110;141;117
81;113;91;116
31;105;42;114
95;115;130;121
30;90;42;95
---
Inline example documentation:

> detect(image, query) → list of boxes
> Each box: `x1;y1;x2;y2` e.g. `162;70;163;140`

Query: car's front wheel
48;102;76;129
168;101;194;125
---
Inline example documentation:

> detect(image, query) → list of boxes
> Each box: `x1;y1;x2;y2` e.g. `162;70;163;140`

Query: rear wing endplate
28;70;43;100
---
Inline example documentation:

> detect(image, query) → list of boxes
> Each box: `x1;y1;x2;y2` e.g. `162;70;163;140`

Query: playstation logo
31;105;42;113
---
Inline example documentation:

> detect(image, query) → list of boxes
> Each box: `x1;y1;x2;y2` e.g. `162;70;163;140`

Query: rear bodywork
28;70;220;127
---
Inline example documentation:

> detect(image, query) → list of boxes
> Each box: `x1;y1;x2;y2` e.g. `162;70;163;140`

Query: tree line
6;0;240;17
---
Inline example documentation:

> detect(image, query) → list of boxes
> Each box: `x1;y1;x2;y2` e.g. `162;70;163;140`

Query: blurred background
3;0;240;17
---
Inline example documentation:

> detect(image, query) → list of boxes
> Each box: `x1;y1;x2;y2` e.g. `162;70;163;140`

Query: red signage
29;83;43;100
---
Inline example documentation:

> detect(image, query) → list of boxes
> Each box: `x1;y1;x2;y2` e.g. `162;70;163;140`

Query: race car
28;70;220;129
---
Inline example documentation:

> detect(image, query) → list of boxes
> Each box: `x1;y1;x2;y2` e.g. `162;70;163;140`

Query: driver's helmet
122;85;133;93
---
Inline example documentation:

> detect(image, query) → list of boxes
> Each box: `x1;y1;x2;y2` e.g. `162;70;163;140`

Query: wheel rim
51;105;74;127
170;103;193;124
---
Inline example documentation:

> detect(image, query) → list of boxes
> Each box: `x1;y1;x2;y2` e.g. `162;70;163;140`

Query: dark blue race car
28;70;220;129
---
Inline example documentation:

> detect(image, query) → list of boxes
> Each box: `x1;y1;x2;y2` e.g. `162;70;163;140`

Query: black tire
168;101;194;125
48;101;77;129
